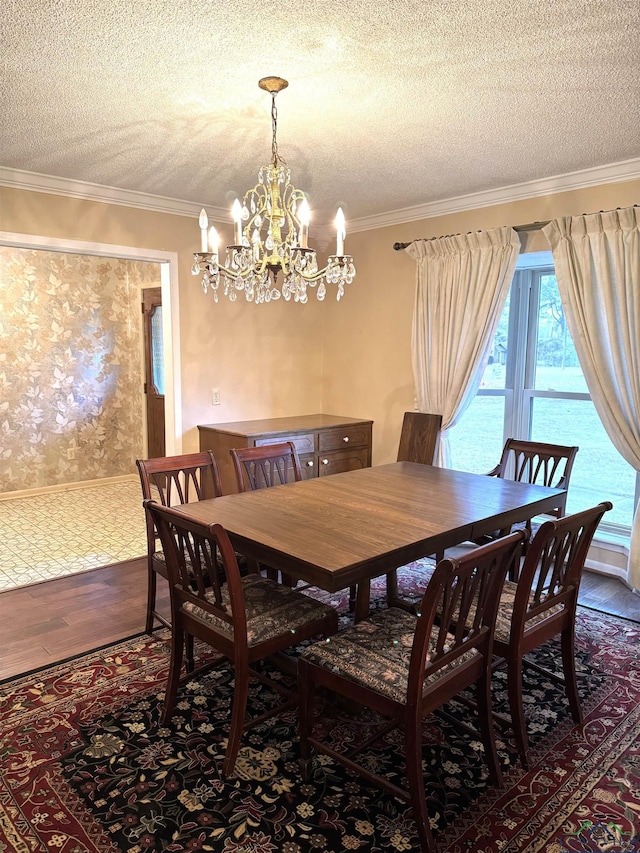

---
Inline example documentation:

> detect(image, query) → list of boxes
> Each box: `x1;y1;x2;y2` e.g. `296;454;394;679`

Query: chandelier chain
271;93;284;166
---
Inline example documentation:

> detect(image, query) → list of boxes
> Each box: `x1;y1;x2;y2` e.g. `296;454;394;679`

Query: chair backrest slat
514;502;612;628
137;451;223;551
144;500;246;637
497;439;579;518
408;531;525;697
138;452;222;505
231;441;303;492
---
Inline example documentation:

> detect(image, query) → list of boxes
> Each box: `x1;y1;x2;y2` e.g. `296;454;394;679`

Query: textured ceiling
2;0;639;227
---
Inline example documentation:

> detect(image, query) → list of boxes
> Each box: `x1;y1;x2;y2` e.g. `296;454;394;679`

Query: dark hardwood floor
1;562;638;683
0;558;170;681
578;569;640;622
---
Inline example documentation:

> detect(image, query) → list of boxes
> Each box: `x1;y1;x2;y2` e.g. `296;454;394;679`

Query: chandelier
193;77;356;304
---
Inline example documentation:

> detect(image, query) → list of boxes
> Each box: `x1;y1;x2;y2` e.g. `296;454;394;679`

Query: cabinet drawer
318;448;370;477
318;425;371;452
255;433;316;455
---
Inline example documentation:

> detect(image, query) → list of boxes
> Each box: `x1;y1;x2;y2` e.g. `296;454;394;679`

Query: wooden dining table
182;461;565;620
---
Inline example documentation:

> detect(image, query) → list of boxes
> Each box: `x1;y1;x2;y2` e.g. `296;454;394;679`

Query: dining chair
396;410;443;465
231;440;303;492
230;441;302;585
298;530;525;853
145;500;339;778
479;438;579;545
136;451;223;633
386;412;443;611
492;501;612;769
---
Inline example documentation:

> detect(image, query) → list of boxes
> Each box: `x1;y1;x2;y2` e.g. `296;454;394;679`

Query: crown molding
348;157;640;233
0;167;229;221
1;157;638;231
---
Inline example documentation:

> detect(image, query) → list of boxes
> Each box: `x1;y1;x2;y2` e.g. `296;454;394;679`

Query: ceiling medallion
193;77;356;304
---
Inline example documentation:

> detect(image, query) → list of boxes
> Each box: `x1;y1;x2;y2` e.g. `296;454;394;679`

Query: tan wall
0;187;325;455
2;180;638;465
323;180;640;465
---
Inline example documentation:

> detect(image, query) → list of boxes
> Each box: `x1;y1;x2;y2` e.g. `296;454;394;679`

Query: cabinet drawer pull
322;458;329;465
306;460;314;467
343;436;350;443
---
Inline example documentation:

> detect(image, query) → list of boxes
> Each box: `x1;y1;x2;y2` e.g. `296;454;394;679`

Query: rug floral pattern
1;578;639;852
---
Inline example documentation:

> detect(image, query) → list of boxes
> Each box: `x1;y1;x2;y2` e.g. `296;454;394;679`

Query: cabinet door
299;454;317;480
318;448;370;477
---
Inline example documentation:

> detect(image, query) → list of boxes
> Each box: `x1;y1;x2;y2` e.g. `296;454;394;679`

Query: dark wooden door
142;287;165;459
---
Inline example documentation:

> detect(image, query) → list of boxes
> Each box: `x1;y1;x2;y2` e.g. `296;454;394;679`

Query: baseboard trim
0;474;138;502
584;559;629;584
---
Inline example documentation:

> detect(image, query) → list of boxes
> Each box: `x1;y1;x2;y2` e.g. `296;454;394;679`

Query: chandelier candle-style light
193;76;356;304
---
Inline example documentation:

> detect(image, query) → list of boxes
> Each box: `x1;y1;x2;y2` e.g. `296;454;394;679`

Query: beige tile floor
0;479;147;591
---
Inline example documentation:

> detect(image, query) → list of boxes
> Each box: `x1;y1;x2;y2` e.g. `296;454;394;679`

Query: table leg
354;580;371;622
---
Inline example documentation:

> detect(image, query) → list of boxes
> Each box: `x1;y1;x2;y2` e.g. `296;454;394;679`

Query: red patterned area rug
1;573;640;853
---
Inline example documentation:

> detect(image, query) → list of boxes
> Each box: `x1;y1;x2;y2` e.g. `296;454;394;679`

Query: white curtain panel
407;227;520;467
543;207;640;590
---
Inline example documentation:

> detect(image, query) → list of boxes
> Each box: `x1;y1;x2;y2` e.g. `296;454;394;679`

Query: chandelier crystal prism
193;76;356;304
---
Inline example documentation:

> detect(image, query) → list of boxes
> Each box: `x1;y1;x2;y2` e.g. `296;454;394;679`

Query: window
151;305;165;395
450;252;639;534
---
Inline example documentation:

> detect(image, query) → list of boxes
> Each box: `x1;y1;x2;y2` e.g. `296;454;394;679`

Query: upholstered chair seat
182;574;336;647
302;607;480;703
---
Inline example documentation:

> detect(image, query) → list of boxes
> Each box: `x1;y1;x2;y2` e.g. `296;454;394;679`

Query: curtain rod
392;221;549;251
392;205;638;251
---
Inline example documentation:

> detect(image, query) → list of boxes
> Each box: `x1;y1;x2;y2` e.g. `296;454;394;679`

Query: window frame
470;255;639;539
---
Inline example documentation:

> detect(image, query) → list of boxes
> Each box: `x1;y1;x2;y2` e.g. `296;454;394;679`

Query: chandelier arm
196;253;352;285
283;256;356;283
220;260;265;280
221;258;307;281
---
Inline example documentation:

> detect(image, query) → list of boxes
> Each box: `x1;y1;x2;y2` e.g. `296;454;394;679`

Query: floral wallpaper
0;247;160;493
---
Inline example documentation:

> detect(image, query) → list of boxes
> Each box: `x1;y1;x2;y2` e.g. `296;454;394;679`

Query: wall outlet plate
211;388;221;405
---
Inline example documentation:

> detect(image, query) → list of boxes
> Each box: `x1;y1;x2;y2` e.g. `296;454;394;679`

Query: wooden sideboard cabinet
198;414;373;495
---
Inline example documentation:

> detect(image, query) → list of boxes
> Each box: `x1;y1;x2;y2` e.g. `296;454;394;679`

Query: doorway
0;233;182;590
0;231;181;485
